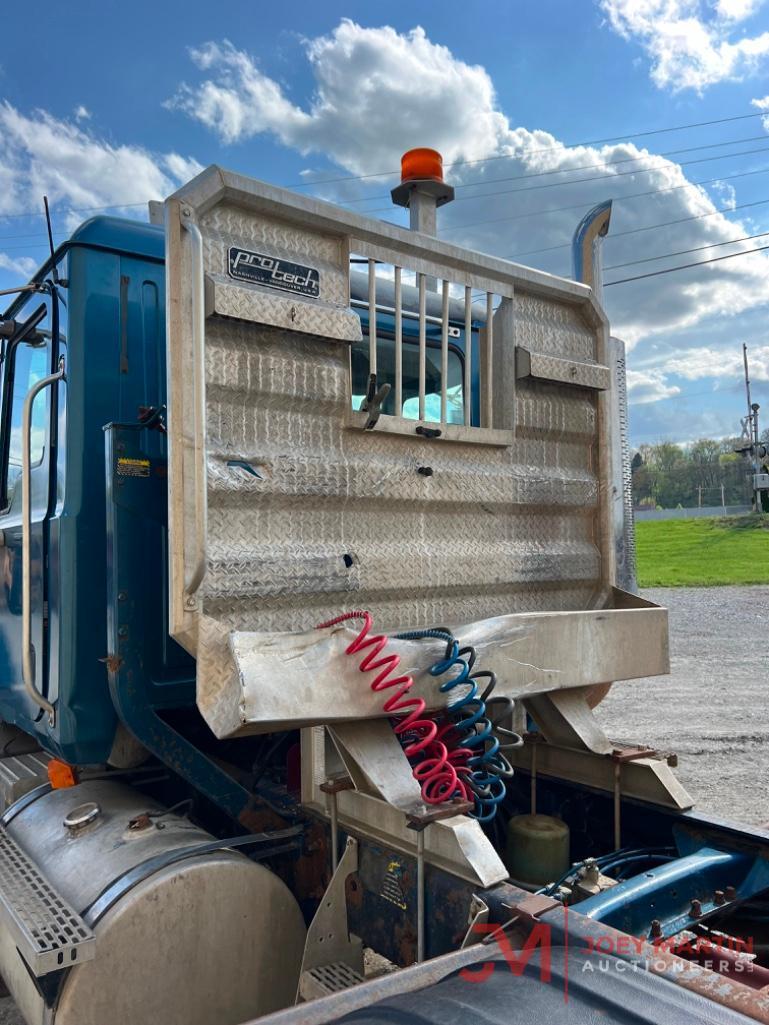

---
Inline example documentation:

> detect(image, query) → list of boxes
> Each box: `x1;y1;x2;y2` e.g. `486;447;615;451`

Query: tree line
631;431;769;510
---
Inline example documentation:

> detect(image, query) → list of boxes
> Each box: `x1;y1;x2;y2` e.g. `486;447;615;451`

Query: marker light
391;148;454;215
48;759;78;789
400;148;444;184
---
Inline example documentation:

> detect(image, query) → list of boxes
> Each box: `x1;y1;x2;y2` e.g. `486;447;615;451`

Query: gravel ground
0;1000;17;1025
0;585;766;1021
595;585;769;827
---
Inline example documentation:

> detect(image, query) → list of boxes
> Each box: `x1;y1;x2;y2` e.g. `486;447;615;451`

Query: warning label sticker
117;457;150;478
380;860;408;910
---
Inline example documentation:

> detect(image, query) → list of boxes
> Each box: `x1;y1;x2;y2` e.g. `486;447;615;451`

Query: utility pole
743;342;760;464
743;342;752;426
742;344;766;513
721;483;726;515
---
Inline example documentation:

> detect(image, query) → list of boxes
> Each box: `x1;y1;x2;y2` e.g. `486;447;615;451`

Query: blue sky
2;0;769;446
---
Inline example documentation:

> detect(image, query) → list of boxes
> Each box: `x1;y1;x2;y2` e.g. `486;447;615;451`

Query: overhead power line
342;133;769;207
453;134;769;193
0;201;149;222
0;111;767;225
0;236;68;253
604;243;769;286
10;160;760;254
9;133;761;233
359;143;769;217
6;218;769;294
443;168;769;238
604;230;769;270
289;110;769;189
2;114;769;274
506;193;769;260
4;183;768;258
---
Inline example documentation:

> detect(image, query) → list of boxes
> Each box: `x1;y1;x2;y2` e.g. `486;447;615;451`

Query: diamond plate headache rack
0;824;95;976
162;165;674;790
164;166;606;641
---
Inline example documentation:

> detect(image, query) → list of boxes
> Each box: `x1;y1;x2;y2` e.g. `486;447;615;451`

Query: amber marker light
48;758;78;789
391;148;455;220
400;148;445;184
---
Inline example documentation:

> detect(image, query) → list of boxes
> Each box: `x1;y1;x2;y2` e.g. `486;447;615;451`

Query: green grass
636;515;769;587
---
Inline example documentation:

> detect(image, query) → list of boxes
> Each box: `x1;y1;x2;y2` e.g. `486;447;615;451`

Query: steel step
0;825;95;976
0;752;50;812
298;962;364;1000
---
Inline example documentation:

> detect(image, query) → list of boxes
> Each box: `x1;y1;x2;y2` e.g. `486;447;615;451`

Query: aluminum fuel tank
0;780;305;1025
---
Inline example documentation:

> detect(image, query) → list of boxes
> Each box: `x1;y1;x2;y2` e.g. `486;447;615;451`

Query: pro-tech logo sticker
228;247;320;299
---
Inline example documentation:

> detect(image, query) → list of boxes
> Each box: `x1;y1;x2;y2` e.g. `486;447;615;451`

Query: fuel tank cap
63;801;102;834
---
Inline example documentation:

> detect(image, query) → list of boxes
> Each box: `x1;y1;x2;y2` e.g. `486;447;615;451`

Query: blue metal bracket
577;840;769;938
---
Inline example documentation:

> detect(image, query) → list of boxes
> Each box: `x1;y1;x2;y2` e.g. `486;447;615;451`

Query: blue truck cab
0;218;174;763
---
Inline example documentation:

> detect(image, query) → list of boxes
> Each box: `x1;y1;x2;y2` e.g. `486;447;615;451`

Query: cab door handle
21;355;65;725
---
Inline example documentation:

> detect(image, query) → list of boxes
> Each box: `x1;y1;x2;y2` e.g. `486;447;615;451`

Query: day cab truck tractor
0;151;767;1025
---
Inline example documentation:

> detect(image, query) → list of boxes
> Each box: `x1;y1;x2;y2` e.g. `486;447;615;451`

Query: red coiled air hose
415;720;473;804
315;611;467;804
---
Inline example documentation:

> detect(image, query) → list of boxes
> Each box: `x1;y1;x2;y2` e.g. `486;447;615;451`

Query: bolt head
650;919;662;938
714;890;725;906
690;899;703;918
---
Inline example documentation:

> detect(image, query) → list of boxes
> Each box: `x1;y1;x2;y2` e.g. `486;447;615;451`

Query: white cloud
715;0;763;18
710;179;737;209
630;398;738;442
162;152;207;186
167;26;505;172
752;93;769;131
73;105;91;121
664;343;769;379
166;22;769;351
627;367;682;403
0;103;203;220
622;338;768;418
0;253;37;279
169;40;311;149
599;0;769;92
0;103;204;284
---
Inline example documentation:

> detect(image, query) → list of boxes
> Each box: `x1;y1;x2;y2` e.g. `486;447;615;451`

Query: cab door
0;294;60;730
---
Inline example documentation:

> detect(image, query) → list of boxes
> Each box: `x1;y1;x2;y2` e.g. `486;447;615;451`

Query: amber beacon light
400;148;445;184
391;148;455;235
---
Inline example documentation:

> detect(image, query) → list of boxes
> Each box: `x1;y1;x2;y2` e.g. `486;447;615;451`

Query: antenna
43;196;60;285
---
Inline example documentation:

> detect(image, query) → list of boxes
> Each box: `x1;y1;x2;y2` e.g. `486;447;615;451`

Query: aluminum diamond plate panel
516;347;611;391
163;169;659;738
205;280;362;342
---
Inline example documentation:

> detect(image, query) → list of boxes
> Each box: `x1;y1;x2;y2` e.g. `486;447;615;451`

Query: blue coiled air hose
396;627;523;822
